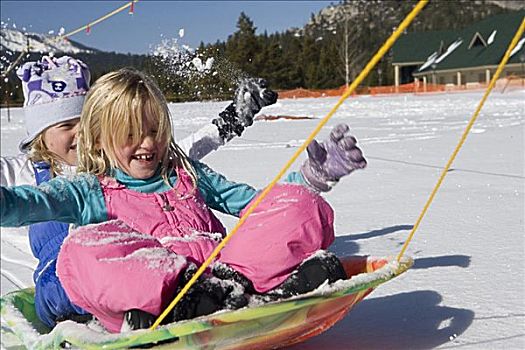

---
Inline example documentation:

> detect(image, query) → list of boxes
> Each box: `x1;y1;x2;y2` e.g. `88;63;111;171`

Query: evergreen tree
225;12;260;77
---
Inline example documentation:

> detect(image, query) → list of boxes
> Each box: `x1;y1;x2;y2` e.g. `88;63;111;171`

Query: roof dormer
468;32;487;49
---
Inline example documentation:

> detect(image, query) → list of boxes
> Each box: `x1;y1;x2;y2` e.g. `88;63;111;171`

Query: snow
510;38;525;57
191;57;214;72
419;39;463;71
1;89;525;349
435;39;463;64
418;52;438;72
487;30;497;45
0;28;92;54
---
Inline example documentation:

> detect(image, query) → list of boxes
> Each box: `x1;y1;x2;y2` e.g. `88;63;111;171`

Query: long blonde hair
77;67;196;185
27;134;64;176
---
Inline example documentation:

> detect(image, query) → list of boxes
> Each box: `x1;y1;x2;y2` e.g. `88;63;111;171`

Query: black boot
172;262;247;321
212;262;256;294
123;309;157;331
268;252;347;299
172;276;227;322
211;262;252;309
55;313;93;324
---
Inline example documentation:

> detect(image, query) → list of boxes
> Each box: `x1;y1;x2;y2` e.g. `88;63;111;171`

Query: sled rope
151;0;429;330
59;1;139;39
397;17;525;262
1;1;138;78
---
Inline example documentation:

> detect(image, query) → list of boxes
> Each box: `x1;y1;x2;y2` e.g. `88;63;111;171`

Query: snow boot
123;309;157;331
55;313;93;324
172;276;226;322
172;264;248;322
267;252;347;299
211;262;252;309
212;262;256;294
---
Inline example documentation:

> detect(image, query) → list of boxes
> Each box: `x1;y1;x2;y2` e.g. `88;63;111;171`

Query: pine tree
225;12;260;77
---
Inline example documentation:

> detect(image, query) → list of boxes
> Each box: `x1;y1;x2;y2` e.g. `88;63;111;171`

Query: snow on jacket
0;160;308;228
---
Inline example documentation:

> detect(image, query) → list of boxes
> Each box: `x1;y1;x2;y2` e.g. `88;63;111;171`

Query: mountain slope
0;28;98;54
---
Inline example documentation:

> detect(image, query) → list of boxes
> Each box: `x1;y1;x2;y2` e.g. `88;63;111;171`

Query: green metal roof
392;11;525;72
392;30;458;64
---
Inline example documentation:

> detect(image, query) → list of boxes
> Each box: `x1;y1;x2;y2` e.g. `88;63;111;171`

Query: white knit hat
16;56;91;152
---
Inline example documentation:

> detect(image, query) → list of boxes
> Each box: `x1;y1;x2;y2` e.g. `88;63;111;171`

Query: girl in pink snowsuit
1;68;366;333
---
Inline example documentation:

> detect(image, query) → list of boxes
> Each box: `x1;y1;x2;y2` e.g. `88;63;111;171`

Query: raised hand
213;78;278;141
301;124;367;192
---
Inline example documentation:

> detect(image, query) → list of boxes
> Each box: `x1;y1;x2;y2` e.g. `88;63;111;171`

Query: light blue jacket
1;160;307;227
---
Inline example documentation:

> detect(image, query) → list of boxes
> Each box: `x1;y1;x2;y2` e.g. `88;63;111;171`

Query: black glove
213;78;278;141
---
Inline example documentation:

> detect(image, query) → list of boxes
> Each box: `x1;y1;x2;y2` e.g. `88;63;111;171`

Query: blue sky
1;1;331;54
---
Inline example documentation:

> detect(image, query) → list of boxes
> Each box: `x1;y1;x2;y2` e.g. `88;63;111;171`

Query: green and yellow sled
1;255;412;349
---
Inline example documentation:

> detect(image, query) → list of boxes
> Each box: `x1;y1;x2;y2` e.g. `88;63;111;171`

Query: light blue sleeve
192;160;257;217
191;161;311;216
1;173;107;227
284;171;310;187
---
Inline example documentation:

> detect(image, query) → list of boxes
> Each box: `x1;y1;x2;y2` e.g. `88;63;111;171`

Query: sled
0;255;412;350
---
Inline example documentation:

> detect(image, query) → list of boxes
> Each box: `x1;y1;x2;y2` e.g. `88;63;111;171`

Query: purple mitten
301;124;367;192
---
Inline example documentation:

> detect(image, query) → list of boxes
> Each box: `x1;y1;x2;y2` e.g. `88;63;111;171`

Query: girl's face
113;116;165;180
43;118;80;166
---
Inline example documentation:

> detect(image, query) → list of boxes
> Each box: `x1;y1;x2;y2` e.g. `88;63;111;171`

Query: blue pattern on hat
16;56;91;152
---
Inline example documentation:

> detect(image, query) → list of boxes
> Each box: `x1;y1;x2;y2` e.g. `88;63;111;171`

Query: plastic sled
0;255;412;349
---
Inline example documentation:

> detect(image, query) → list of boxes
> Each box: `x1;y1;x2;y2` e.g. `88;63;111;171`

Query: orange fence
278;86;368;99
278;76;524;99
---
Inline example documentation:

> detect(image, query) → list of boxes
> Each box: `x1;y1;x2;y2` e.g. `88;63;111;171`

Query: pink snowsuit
57;168;334;332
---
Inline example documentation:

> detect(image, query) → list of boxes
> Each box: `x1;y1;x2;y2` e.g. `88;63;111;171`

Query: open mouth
132;153;155;161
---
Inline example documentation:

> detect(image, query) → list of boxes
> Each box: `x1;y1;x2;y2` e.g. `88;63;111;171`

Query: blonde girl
1;68;366;333
1;57;276;329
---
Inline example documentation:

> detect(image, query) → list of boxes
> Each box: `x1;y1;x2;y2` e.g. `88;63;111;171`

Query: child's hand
301;124;367;192
234;78;278;127
213;78;278;141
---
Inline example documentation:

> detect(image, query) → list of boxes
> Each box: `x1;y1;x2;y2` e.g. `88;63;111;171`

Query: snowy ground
1;89;524;349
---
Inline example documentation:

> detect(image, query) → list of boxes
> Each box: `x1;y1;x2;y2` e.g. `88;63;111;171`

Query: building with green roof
392;11;525;87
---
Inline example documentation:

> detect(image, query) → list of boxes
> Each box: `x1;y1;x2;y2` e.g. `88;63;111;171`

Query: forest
1;0;520;103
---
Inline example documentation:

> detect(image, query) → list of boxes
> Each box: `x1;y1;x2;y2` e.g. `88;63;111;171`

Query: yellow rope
397;17;525;262
0;1;138;77
60;1;138;39
1;50;30;79
150;0;429;330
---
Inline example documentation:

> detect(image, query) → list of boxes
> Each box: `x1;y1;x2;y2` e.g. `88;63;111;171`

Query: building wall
415;65;524;86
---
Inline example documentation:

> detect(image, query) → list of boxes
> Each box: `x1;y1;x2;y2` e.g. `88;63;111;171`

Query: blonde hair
77;67;196;186
27;134;63;176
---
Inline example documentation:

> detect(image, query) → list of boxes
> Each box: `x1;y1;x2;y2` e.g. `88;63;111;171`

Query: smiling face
77;68;177;179
42;118;80;165
111;115;165;180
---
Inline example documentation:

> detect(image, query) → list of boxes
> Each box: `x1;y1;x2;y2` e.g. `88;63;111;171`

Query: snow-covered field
1;89;524;349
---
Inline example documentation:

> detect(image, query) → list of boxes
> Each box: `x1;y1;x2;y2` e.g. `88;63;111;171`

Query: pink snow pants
57;184;334;333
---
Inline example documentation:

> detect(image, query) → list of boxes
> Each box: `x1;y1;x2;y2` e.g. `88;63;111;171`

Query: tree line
1;0;518;104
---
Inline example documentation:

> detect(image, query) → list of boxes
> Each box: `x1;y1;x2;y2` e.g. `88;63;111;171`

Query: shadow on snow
288;290;474;350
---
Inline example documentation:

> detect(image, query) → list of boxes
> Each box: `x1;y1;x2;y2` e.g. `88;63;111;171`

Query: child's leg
34;259;89;327
161;231;221;266
218;184;335;293
57;220;188;333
